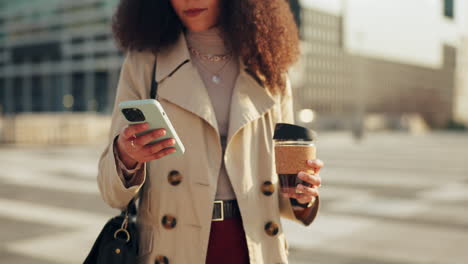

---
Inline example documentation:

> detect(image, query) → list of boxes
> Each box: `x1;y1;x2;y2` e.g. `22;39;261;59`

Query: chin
186;26;210;32
184;22;217;32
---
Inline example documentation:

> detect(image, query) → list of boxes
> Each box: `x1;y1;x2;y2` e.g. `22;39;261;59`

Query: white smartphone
118;99;185;156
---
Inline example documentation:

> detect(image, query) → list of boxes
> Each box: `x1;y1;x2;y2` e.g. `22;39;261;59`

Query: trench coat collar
155;31;276;144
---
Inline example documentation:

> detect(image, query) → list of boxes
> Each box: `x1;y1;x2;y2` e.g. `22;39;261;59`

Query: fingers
281;185;319;197
296;184;319;196
139;147;177;163
295;195;315;205
116;122;178;164
122;123;149;140
307;159;324;173
278;158;324;204
140;138;176;157
135;128;166;146
282;185;319;199
298;172;321;187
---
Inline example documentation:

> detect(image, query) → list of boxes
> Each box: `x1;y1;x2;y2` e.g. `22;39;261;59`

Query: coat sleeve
277;74;320;226
97;52;148;211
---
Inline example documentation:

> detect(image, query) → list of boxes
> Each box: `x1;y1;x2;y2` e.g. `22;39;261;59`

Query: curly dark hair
112;0;300;96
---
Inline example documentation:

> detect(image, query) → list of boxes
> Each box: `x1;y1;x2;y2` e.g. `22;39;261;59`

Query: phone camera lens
122;108;146;122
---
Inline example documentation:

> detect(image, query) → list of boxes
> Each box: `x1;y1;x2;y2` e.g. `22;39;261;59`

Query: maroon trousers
205;217;250;264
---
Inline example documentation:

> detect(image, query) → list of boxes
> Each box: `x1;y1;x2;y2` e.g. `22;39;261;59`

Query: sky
300;0;468;68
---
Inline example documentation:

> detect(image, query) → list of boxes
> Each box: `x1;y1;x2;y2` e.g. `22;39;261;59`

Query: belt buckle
212;200;224;221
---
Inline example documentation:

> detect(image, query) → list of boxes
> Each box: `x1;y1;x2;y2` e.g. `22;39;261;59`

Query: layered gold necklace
188;46;233;84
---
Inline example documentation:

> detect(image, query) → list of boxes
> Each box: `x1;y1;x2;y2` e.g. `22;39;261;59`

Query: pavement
0;131;467;264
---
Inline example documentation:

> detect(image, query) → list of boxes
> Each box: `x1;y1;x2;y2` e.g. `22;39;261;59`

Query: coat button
167;170;183;186
264;221;279;236
261;181;275;196
155;255;169;264
161;215;177;229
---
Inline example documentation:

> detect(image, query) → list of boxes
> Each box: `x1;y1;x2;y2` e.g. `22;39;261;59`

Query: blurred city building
0;0;121;115
291;0;468;130
0;0;120;144
455;36;468;125
0;0;466;144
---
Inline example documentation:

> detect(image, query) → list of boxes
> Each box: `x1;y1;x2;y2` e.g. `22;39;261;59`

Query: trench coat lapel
155;32;276;147
155;33;220;135
226;60;276;146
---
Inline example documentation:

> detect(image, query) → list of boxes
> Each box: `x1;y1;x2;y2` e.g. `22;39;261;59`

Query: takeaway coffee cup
273;123;317;190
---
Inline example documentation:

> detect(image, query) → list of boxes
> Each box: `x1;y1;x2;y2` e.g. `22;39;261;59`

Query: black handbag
83;199;139;264
83;55;159;264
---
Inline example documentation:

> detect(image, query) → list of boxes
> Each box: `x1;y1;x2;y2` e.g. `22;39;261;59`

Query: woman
97;0;324;263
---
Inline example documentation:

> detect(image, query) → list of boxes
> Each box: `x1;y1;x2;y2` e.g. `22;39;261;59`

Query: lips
183;8;207;17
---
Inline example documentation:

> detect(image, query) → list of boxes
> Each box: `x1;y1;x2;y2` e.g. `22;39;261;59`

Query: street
1;131;467;264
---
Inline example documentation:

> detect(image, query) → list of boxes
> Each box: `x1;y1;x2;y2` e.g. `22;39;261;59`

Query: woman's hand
116;122;177;168
281;159;324;205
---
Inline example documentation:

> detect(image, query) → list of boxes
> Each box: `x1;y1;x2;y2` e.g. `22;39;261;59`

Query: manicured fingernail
307;160;314;165
298;171;306;178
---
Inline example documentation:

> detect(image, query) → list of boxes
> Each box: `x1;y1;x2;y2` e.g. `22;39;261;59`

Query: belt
212;200;241;221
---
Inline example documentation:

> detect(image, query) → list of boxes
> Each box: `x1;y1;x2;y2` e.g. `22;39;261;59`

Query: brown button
167;170;183;186
161;215;177;229
261;181;275;196
264;221;279;236
155;255;169;264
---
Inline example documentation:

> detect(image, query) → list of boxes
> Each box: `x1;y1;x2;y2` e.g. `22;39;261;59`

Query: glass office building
0;0;121;115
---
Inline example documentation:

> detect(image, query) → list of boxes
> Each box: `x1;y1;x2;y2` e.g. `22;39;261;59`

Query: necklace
188;46;232;62
193;53;232;84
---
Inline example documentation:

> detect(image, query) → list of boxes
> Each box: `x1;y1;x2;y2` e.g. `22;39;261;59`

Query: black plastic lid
273;123;317;141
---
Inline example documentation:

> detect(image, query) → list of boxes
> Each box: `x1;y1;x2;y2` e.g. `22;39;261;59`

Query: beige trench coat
97;32;320;264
